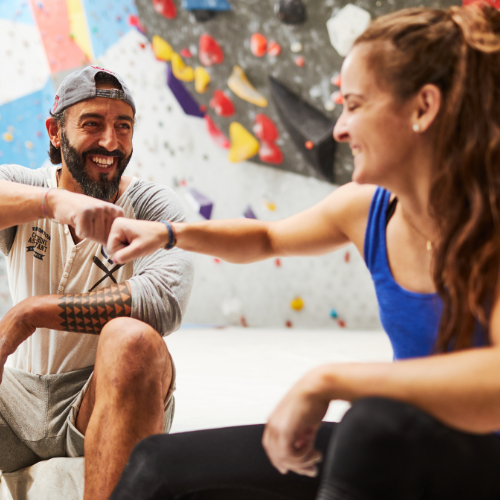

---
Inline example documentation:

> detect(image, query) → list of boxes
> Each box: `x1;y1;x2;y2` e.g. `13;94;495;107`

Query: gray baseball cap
51;66;136;116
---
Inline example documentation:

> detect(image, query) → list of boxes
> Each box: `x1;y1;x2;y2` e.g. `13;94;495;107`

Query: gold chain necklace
400;205;433;257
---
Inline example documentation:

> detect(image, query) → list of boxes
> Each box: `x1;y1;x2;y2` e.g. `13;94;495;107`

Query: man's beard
60;130;132;201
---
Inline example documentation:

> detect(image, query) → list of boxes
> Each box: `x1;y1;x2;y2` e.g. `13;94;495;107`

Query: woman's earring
413;123;420;133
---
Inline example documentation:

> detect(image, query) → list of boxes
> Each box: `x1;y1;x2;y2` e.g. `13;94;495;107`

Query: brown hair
355;3;500;351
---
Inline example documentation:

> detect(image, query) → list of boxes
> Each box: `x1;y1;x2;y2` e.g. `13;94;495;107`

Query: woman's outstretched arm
107;183;376;264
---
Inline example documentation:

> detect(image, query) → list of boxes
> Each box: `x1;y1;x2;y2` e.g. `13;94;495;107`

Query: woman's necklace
400;206;433;257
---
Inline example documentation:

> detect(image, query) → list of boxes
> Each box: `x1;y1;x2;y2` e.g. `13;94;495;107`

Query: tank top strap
363;187;392;274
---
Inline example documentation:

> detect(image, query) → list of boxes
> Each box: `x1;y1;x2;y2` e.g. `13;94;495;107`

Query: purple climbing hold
243;206;257;219
167;64;205;118
185;188;213;220
275;0;307;25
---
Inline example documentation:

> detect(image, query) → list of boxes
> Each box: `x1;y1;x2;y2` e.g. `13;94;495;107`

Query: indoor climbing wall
0;0;468;327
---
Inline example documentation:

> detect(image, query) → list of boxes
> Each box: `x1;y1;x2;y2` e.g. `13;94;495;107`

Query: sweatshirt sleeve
0;164;48;256
126;180;194;336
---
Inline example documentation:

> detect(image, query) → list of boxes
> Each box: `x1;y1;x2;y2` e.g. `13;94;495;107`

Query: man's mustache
82;147;125;160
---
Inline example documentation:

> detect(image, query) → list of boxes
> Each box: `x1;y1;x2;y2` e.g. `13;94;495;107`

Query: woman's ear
45;117;61;148
412;84;442;133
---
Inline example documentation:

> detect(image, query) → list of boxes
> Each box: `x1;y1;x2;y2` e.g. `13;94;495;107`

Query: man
0;66;194;500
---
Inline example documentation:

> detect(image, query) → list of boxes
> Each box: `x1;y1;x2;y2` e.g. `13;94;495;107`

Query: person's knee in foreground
107;3;500;499
0;66;193;500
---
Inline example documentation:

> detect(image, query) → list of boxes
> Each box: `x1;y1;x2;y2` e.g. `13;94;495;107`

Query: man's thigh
75;318;175;436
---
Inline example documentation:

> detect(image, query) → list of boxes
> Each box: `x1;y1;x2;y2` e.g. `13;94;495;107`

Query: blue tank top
364;187;444;360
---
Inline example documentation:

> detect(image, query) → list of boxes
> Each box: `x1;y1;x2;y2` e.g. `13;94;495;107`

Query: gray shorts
0;365;175;473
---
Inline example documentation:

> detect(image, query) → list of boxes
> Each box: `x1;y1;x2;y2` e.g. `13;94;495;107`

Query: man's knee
97;317;169;384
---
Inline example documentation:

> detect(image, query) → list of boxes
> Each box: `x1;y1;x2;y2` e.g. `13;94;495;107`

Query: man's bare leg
76;317;172;500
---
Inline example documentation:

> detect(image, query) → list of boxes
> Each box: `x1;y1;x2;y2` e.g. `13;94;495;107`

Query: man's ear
412;84;442;133
45;117;61;148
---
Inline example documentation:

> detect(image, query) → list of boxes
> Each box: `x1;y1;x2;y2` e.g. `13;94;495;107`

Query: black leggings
110;397;500;500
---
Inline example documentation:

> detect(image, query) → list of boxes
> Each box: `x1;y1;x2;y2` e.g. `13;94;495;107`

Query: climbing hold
285;320;293;328
36;131;43;138
324;101;335;111
171;53;194;82
290;297;304;311
128;15;147;34
214;258;221;263
330;309;338;319
253;114;279;142
167;65;205;118
294;55;305;67
326;4;371;57
228;122;260;163
337;319;346;328
190;10;217;22
331;91;343;105
153;0;177;19
180;47;193;58
240;316;249;327
228;66;268;107
251;33;267;57
182;0;231;10
344;251;350;263
275;258;281;267
269;76;336;183
267;41;282;56
199;34;224;66
194;66;211;93
275;0;307;24
25;141;34;150
290;41;302;53
265;202;276;211
259;141;284;164
139;43;146;49
2;133;13;142
204;114;230;149
200;104;208;112
331;72;341;87
209;90;235;117
152;35;174;61
243;206;257;219
185;187;214;219
305;140;314;150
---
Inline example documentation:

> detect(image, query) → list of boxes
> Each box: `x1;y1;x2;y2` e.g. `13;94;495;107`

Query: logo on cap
91;66;115;75
52;95;60;113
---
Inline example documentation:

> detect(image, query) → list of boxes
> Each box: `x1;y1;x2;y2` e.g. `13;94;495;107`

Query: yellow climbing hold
264;202;276;211
25;141;34;150
228;122;259;163
2;132;13;142
290;297;304;311
171;53;194;82
228;66;268;107
194;66;211;93
152;35;174;61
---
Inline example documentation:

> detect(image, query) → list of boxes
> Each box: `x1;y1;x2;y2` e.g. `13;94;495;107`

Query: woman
108;4;500;499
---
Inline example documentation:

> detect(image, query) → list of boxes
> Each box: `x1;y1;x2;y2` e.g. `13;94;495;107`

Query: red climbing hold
152;0;177;19
294;55;305;67
259;141;284;164
128;15;147;34
267;40;282;56
139;42;146;49
180;47;193;58
251;33;267;57
344;251;350;263
305;140;314;150
337;319;346;328
331;91;343;105
240;316;249;327
199;34;224;67
209;90;235;117
275;258;282;267
204;114;230;149
331;73;341;87
285;320;293;328
253;113;279;142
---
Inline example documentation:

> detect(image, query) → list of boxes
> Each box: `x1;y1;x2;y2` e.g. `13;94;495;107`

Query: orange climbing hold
331;91;343;105
251;33;267;57
305;140;314;150
228;66;268;107
199;34;224;67
228;122;260;163
331;72;341;87
171;53;194;82
153;0;177;19
267;41;282;56
152;35;173;61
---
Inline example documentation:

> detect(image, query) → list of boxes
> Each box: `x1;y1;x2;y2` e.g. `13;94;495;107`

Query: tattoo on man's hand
58;283;132;334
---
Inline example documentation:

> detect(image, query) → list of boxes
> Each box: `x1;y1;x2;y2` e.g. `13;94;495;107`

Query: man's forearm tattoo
58;283;132;334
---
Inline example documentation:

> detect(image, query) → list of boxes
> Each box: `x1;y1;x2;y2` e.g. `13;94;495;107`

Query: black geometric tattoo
58;282;132;334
